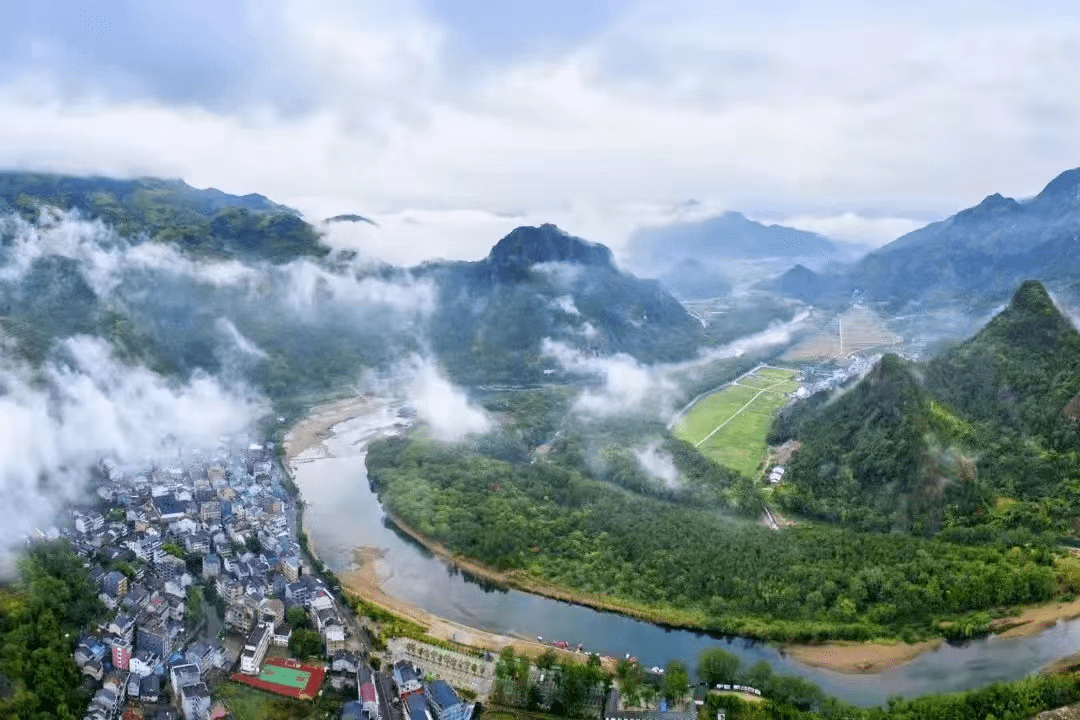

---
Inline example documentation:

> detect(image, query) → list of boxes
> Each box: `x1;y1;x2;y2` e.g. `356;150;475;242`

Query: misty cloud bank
542;311;811;419
0;208;450;564
360;354;492;442
0;335;263;570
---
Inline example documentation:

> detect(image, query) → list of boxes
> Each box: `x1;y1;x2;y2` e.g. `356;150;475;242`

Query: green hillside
924;280;1080;439
420;224;705;384
776;281;1080;537
0;172;328;262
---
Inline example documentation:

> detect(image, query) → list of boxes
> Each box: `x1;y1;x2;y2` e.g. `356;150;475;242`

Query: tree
617;659;644;706
288;628;323;659
537;648;557;670
641;684;658;709
162;542;185;560
286;605;310;630
698;647;740;687
661;661;689;704
740;660;774;692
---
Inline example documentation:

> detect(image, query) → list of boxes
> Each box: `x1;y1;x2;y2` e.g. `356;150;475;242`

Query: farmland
783;306;901;361
673;366;798;476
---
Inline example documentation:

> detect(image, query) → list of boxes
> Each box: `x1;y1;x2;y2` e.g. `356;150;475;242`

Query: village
52;432;485;720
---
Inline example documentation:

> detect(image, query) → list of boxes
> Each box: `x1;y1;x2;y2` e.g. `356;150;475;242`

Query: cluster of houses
342;661;473;720
56;435;347;720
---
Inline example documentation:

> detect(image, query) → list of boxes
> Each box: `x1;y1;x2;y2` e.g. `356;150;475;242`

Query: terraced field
674;366;798;476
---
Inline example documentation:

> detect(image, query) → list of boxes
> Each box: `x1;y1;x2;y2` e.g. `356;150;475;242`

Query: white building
240;622;272;674
324;624;346;654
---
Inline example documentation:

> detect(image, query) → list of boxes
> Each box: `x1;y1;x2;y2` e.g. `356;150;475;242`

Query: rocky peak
487;224;614;269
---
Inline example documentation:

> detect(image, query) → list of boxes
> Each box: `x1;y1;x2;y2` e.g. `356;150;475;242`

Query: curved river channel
292;400;1080;708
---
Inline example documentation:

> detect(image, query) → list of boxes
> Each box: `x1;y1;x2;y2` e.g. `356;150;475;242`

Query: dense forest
367;435;1067;642
776;282;1080;536
0;540;104;719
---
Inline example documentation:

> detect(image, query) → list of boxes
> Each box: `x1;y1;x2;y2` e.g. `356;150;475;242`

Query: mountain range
624;211;849;300
0;176;710;402
774;281;1080;535
772;168;1080;313
0;172;327;262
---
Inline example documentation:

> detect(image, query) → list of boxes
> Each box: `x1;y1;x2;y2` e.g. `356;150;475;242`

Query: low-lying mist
0;335;263;573
0;208;450;563
542;310;811;422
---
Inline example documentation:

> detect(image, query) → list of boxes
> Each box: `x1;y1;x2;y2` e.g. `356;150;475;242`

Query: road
375;670;404;720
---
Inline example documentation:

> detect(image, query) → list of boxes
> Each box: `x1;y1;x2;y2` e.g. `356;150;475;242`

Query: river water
292;400;1080;708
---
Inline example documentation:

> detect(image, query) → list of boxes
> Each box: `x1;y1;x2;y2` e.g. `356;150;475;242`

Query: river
291;399;1080;708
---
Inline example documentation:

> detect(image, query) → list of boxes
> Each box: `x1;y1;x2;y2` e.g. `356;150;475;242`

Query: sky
1;0;1079;265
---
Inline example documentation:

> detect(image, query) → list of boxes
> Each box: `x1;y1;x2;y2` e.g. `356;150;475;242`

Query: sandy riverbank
994;596;1080;639
786;596;1080;674
784;639;944;674
283;393;381;463
339;547;585;663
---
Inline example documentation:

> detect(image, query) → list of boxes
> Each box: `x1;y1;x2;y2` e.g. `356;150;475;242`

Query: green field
674;367;798;476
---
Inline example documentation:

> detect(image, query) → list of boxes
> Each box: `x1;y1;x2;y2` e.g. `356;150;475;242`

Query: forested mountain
418;224;705;384
0;172;329;262
775;281;1080;535
773;168;1080;312
0;175;713;415
924;280;1080;438
775;355;942;532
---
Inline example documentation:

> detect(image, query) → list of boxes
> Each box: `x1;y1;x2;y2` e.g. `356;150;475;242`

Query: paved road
375;670;404;720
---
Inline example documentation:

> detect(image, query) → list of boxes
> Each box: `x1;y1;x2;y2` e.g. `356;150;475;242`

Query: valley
6;168;1080;719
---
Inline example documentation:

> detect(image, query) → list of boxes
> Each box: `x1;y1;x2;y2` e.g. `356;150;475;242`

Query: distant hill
623;211;842;301
786;168;1080;312
656;258;733;301
775;281;1080;535
627;211;839;262
324;213;377;226
418;224;704;384
0;172;328;262
771;264;832;304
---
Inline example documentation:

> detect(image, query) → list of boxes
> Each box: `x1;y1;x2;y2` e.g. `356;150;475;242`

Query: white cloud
403;356;492;442
776;213;928;248
542;311;811;418
552;296;580;316
541;339;678;417
216;318;267;358
1;2;1078;265
633;442;681;489
0;336;264;559
361;354;492;442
